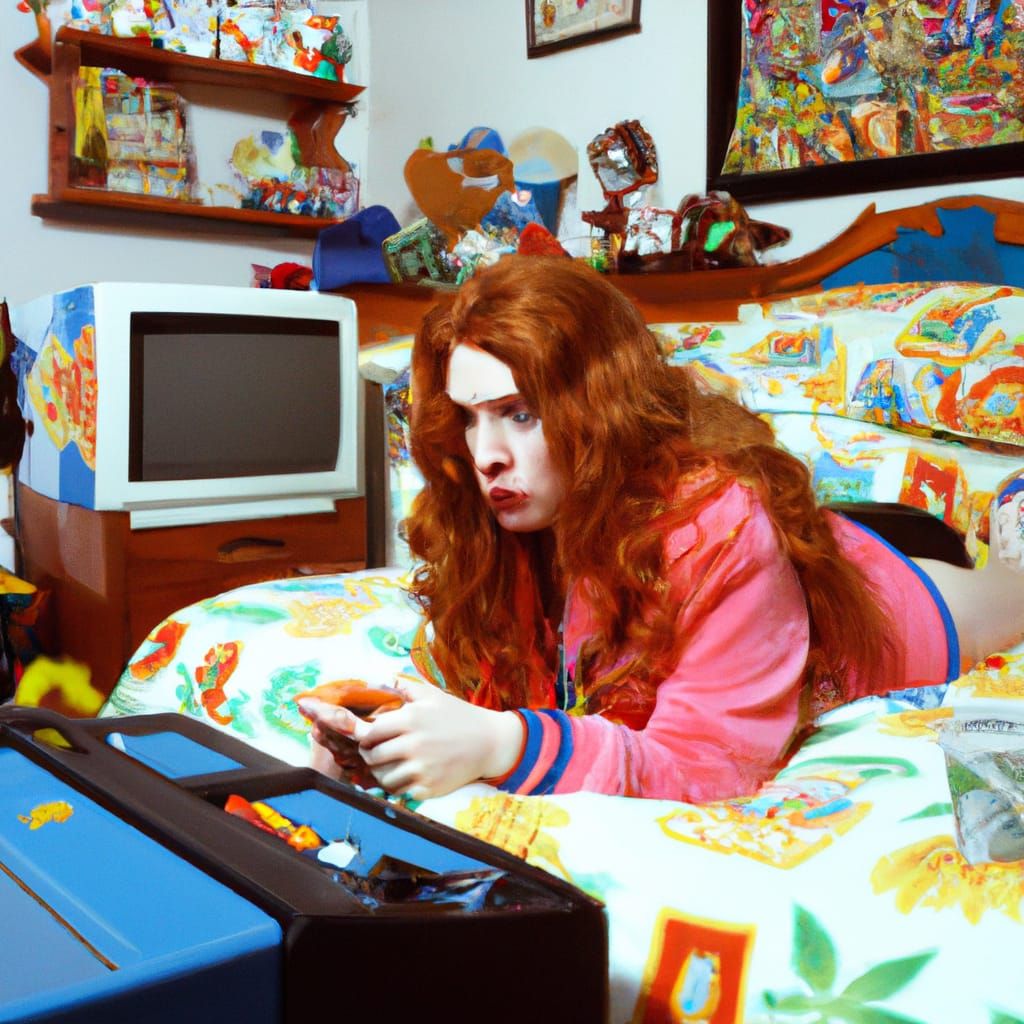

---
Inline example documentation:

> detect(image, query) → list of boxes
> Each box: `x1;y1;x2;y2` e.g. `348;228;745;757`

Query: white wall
4;0;1024;306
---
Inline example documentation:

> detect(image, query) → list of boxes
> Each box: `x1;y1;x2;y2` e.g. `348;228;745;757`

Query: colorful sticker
631;908;755;1024
18;801;74;829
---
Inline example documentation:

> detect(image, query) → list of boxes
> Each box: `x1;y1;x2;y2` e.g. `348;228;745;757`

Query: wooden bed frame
336;194;1024;342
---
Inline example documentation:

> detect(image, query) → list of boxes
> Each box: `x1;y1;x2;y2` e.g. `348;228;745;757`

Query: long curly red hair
405;256;889;720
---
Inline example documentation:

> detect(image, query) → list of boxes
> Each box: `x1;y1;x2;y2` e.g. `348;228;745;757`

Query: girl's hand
353;676;524;800
298;697;377;789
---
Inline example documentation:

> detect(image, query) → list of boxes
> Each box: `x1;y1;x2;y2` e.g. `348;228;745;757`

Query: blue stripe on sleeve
843;518;961;683
529;710;575;796
498;709;542;792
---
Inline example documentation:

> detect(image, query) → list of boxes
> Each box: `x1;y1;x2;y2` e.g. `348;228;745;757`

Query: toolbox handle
0;704;107;761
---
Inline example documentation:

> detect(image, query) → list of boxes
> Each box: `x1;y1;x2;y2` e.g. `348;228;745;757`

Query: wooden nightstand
17;483;366;698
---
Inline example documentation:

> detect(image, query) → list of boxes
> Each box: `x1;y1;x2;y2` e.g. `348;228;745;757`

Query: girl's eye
505;401;537;425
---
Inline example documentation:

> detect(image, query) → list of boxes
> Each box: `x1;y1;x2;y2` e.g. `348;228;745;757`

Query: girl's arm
498;482;811;803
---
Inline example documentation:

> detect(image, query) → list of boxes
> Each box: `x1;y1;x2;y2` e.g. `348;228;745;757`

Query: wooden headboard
335;193;1024;565
335;194;1024;339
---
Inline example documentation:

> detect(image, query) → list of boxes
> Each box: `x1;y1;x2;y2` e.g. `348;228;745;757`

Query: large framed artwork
526;0;642;58
707;1;1024;203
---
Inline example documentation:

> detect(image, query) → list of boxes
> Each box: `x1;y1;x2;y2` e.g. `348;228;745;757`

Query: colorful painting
708;1;1024;201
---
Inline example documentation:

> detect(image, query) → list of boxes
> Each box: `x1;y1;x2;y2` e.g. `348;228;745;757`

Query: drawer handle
217;536;288;562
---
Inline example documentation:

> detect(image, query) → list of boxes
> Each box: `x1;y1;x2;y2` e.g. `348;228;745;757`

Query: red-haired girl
301;256;1024;803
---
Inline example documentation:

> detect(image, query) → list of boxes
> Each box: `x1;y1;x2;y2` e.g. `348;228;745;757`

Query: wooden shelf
55;26;365;102
31;27;364;235
32;187;342;237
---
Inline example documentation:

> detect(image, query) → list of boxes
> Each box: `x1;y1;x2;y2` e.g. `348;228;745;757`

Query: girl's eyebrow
447;389;522;407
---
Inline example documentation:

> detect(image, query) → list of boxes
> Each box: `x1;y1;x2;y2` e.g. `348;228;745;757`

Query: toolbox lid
0;748;281;1021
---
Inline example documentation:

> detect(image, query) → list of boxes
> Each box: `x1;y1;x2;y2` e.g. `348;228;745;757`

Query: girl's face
446;343;567;532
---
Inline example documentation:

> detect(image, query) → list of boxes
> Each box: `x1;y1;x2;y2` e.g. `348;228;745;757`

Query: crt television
11;282;362;528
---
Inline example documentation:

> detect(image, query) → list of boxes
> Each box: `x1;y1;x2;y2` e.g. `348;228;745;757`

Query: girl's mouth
489;488;525;510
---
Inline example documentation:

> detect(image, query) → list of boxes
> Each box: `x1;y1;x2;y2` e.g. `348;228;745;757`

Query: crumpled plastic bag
937;714;1024;864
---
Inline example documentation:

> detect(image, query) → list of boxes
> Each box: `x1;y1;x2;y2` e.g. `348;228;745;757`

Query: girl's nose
468;417;509;476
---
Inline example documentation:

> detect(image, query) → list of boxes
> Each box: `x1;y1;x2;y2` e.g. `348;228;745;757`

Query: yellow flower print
950;650;1024;700
872;834;1024;924
454;793;571;881
877;706;954;739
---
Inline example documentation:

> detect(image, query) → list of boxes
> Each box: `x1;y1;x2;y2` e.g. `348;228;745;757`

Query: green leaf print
801;715;875;746
840;953;936;1002
900;802;952;822
823;1000;927;1024
763;907;934;1023
201;602;290;624
793;905;837;993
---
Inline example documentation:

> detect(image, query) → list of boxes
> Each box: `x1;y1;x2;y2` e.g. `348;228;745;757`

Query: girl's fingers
391;672;432;701
298;698;372;742
368;759;419;796
309;738;342;779
358;733;410;768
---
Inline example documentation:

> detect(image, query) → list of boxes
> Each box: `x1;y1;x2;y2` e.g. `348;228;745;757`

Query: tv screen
129;313;341;482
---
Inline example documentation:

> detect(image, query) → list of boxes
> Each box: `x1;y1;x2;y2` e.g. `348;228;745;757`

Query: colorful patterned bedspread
100;564;1024;1023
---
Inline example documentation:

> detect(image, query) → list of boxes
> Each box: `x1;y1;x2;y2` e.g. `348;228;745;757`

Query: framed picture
527;0;641;59
706;1;1024;204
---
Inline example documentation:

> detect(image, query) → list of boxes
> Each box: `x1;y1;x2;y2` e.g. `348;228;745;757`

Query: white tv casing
13;282;363;529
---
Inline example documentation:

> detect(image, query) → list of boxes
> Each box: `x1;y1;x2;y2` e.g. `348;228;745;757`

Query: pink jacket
497;481;957;803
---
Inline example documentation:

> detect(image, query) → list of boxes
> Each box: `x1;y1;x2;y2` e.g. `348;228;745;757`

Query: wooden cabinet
18;482;366;698
33;27;364;236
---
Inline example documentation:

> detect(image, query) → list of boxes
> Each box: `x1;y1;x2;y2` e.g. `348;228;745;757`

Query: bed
101;195;1024;1024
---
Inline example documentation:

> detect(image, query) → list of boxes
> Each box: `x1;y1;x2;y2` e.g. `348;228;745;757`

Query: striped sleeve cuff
496;709;575;795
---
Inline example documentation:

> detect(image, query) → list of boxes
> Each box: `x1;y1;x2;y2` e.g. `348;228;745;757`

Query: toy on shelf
382;118;792;285
507;126;578;233
582;118;792;274
231;115;359;220
617;191;792;274
71;67;198;201
42;0;359;79
385;128;576;286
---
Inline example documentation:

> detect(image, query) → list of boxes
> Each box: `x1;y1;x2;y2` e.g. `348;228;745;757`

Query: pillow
653;281;1024;448
766;412;1022;564
100;567;427;766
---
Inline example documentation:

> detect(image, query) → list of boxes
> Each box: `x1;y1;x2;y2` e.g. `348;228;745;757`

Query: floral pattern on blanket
652;281;1024;449
100;561;1024;1024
